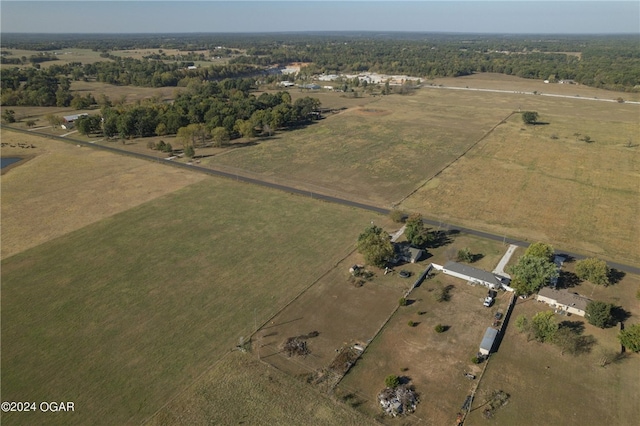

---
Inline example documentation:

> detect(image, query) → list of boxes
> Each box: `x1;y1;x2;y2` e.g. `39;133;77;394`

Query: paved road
6;126;639;275
423;84;640;105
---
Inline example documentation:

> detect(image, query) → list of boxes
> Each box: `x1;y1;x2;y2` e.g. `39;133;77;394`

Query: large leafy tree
357;225;393;268
531;311;558;343
585;301;614;328
404;213;431;248
575;258;610;286
618;324;640;352
525;242;554;262
76;115;102;136
509;255;559;295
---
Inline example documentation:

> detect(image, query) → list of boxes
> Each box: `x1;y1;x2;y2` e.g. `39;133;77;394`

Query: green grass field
1;176;380;425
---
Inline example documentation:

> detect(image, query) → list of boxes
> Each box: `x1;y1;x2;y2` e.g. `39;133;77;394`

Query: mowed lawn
1;177;379;425
206;88;513;206
402;95;640;265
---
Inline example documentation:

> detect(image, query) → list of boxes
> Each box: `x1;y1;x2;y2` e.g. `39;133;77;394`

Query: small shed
479;327;498;355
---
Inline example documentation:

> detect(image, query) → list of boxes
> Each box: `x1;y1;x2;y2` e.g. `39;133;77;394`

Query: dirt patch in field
0;129;206;259
353;107;392;117
338;273;511;424
256;251;423;381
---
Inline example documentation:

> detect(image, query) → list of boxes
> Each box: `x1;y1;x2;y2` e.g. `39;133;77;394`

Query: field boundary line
5;126;639;274
392;111;516;207
139;349;234;425
332;263;433;391
140;246;357;424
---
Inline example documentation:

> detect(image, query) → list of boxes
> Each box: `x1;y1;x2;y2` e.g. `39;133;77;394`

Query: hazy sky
1;1;638;34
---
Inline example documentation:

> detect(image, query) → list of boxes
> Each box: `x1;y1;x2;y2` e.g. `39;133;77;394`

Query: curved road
6;126;639;275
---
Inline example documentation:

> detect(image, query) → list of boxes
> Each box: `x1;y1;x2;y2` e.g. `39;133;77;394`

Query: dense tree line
0;58;263;106
96;79;321;140
229;35;640;91
2;33;638;97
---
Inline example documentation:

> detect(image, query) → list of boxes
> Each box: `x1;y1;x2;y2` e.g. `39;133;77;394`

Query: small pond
1;157;22;169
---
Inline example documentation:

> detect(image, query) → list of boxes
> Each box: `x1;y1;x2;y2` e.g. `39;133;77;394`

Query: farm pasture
401;97;640;265
206;88;512;206
1;153;380;425
0;130;205;259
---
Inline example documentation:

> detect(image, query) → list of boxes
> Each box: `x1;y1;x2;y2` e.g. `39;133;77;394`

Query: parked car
483;296;494;307
494;312;503;320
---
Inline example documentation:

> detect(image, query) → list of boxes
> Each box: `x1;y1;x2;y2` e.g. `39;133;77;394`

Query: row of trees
67;81;321;143
509;242;612;295
517;311;640;354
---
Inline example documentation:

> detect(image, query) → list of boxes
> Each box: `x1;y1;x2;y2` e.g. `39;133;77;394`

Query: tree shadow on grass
557;271;581;289
426;229;457;249
611;306;631;324
608;269;626;285
399;376;412;385
574;335;597;355
559;320;585;335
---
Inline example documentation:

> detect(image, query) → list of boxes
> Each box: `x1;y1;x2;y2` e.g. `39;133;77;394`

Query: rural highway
422;84;640;105
6;126;640;275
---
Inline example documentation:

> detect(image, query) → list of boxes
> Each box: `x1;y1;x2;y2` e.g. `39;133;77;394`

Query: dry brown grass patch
0;129;205;259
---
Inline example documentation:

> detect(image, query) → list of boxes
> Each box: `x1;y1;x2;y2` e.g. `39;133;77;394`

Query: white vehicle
483;296;494;307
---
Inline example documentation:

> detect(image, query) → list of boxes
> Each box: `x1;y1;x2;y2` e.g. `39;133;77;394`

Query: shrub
399;298;407;306
457;248;473;263
385;374;400;388
471;356;481;364
408;320;415;327
184;145;195;158
522;111;538;125
389;209;406;223
434;324;445;333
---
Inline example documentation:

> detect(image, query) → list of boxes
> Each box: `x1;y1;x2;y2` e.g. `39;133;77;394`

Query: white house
441;261;503;289
536;287;590;317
